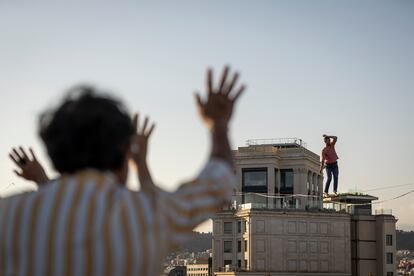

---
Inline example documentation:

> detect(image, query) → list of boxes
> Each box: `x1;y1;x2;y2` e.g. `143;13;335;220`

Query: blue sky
0;1;413;231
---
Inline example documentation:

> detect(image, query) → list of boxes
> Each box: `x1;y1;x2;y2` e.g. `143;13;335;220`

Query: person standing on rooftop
0;66;245;276
320;134;339;197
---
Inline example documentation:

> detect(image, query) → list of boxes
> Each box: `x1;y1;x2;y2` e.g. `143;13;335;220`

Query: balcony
236;194;322;211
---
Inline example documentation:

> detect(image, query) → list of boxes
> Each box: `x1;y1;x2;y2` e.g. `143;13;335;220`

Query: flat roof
323;194;378;203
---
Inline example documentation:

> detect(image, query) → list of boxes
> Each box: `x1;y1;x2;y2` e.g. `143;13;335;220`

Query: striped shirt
0;159;235;276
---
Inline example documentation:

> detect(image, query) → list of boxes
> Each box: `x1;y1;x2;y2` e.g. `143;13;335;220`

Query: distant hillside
397;230;414;250
179;232;212;253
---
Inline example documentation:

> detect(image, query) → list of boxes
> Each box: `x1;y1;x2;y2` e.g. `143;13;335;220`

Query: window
224;260;232;266
386;252;393;264
244;240;248;252
242;168;268;204
243;220;247;233
244;259;248;268
224;241;233;253
237;240;242;252
386;234;393;246
387;272;393;276
224;222;233;234
243;169;267;186
280;169;294;194
237;221;241;233
238;260;241;268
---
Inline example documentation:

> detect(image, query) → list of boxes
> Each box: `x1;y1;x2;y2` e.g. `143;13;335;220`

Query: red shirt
322;144;339;164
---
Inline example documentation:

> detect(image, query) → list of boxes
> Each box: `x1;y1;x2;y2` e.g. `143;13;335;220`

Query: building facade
212;139;396;276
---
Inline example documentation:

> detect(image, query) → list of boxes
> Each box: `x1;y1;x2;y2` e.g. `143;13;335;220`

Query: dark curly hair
39;86;133;174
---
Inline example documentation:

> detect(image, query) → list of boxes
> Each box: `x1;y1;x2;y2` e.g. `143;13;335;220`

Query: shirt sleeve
160;158;236;249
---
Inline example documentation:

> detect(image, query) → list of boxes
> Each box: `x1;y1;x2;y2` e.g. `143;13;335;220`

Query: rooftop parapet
233;138;320;161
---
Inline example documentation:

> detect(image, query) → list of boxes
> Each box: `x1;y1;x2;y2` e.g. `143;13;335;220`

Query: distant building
166;266;187;276
325;194;397;276
212;139;397;276
187;259;210;276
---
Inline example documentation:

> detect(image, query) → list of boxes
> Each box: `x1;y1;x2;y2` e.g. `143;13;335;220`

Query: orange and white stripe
0;159;235;276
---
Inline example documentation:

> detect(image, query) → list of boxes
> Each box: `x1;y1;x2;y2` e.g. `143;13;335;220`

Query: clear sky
0;1;413;232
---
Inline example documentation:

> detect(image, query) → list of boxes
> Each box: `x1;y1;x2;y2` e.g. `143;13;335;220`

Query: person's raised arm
323;134;338;145
195;66;245;167
130;114;157;196
9;147;50;185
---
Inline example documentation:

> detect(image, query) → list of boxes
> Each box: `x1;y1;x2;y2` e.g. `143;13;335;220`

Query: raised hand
195;66;245;128
9;147;49;185
130;114;155;164
130;113;157;198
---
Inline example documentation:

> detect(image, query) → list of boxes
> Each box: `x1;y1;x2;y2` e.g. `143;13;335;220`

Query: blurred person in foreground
0;66;245;276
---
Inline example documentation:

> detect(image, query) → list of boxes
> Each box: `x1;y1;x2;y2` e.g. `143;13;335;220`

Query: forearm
136;159;156;192
320;161;325;172
210;121;233;168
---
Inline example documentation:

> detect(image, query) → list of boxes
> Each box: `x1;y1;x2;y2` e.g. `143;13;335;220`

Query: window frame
224;240;233;253
223;221;233;234
385;234;393;246
386;252;393;264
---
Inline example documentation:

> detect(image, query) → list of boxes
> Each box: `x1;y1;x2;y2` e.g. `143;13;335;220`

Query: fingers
223;72;239;96
132;113;138;133
230;85;246;103
10;147;28;167
206;69;213;95
13;170;23;177
142;117;149;134
19;146;29;161
9;153;21;167
147;124;156;137
134;115;155;137
218;66;229;93
194;93;203;108
29;148;37;161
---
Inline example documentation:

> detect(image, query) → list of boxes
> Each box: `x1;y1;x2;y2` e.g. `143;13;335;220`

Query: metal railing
235;194;322;210
246;138;308;149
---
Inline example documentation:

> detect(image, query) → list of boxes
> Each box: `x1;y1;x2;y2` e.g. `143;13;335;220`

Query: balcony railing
235;194;322;210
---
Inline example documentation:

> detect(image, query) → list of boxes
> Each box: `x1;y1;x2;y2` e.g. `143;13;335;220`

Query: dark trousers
324;162;339;193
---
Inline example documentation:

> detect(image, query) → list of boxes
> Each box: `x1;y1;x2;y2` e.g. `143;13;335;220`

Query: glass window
386;252;393;264
224;260;232;266
281;169;294;188
244;259;248;268
243;220;247;233
387;272;393;276
386;234;393;246
237;221;241;233
238;260;241;268
244;240;248;252
237;240;242;252
243;169;267;187
224;241;233;253
224;222;233;234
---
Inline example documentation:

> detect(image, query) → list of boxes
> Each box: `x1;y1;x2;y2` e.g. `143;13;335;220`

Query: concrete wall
351;215;397;276
213;210;351;274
